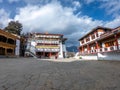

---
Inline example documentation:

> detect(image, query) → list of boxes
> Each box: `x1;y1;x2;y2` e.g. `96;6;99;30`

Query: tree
4;21;22;35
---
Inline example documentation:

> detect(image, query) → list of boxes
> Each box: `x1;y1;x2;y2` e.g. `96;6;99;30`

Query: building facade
25;33;67;59
78;26;120;60
0;29;20;57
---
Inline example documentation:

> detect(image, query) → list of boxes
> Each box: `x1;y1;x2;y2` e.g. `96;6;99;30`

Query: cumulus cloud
23;0;52;5
14;2;104;46
0;0;2;3
15;2;75;33
72;1;81;7
84;0;120;17
0;0;120;46
100;0;120;17
0;0;118;46
105;17;120;28
0;9;11;28
72;1;81;11
8;0;20;3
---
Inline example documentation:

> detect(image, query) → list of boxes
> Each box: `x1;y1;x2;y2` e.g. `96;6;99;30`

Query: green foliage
79;57;82;59
4;21;22;35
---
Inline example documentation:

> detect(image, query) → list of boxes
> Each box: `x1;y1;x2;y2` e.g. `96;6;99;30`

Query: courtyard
0;58;120;90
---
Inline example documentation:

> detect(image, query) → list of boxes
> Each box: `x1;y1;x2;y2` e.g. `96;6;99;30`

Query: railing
25;45;38;58
36;45;59;49
80;37;100;45
37;48;60;52
26;45;37;54
90;49;97;53
98;46;117;52
0;42;16;48
79;45;119;55
36;40;59;44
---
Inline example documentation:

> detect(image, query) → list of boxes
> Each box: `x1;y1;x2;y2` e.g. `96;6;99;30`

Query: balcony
36;40;59;44
98;46;118;52
79;45;119;55
0;42;16;48
36;48;60;52
90;49;98;53
36;46;59;49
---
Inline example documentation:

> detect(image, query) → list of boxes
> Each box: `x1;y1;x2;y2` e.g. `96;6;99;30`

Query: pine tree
4;21;22;35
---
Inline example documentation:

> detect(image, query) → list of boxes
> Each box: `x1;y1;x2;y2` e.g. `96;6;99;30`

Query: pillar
82;46;84;54
114;34;119;50
87;44;90;54
49;52;51;58
96;41;99;52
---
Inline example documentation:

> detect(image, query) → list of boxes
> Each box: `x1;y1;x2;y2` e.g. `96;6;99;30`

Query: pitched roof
78;26;112;41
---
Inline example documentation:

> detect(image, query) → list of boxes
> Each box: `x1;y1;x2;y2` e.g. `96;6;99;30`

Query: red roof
33;32;63;36
78;26;112;41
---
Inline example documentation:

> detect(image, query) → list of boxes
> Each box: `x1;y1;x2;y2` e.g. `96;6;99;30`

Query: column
114;34;119;50
49;52;51;58
87;44;90;54
96;41;99;52
5;48;7;55
82;46;84;54
55;52;58;59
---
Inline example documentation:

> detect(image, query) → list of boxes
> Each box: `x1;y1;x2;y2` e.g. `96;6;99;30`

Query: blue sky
0;0;120;46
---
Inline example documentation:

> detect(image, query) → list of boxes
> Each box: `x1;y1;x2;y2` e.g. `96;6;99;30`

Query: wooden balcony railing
79;45;119;55
98;46;117;52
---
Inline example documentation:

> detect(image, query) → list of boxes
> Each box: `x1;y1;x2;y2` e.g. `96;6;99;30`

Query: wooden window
91;34;95;39
81;40;84;44
105;41;114;47
86;37;90;42
96;33;99;37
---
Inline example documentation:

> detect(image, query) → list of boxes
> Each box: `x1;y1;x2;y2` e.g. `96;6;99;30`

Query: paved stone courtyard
0;58;120;90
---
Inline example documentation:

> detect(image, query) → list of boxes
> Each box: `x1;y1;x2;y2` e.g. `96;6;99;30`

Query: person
55;55;57;59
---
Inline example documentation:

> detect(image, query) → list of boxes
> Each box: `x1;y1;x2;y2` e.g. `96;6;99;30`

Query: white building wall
80;41;82;45
98;52;120;61
80;55;97;60
79;51;120;61
62;44;67;58
31;41;36;46
15;39;20;56
89;35;92;41
58;41;63;58
102;43;105;48
118;38;120;44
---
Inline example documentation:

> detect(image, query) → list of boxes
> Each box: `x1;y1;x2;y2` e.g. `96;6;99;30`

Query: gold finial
45;32;48;34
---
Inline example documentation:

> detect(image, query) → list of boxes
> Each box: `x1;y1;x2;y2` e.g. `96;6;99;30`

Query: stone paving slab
0;58;120;90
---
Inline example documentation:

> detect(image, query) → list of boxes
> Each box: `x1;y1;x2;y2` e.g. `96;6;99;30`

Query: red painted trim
34;33;63;36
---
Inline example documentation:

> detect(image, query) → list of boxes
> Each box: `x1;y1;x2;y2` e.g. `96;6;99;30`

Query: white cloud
15;2;75;33
23;0;52;5
105;17;120;28
72;1;81;8
14;2;103;34
84;0;120;17
0;0;2;3
14;2;104;46
0;9;11;28
0;0;117;46
8;0;20;3
72;1;81;11
84;0;95;4
100;0;120;17
0;0;119;46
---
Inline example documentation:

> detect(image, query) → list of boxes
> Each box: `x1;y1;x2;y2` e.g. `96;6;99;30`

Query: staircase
25;45;38;58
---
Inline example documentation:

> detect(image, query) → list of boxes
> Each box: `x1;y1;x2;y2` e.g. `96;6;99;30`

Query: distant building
25;33;67;59
0;29;20;57
78;26;120;60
